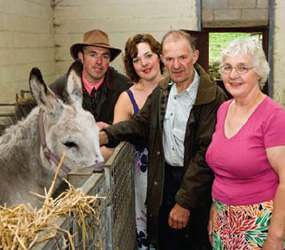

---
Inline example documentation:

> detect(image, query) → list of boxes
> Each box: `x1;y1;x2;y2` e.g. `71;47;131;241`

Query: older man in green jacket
100;30;227;250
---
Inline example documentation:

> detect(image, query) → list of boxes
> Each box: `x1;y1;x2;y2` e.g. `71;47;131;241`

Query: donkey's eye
63;141;78;148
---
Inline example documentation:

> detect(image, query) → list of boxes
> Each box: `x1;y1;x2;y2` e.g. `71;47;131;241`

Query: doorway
183;26;269;96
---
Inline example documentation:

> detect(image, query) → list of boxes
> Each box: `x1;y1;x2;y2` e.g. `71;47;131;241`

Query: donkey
0;61;104;207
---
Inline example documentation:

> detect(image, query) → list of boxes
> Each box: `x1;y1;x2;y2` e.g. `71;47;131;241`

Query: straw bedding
0;153;103;250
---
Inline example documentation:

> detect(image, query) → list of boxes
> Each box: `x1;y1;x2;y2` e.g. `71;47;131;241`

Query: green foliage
209;33;252;62
209;32;262;79
209;60;221;80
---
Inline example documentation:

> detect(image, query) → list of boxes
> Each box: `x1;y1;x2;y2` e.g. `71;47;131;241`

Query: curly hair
221;38;270;88
123;33;164;83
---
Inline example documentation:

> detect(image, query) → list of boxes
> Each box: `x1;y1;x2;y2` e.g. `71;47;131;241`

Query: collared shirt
163;69;200;166
82;72;105;119
82;72;105;96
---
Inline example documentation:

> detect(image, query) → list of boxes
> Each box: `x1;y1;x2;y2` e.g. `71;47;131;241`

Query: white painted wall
0;0;198;103
273;0;285;107
53;0;198;77
0;0;55;103
3;0;284;108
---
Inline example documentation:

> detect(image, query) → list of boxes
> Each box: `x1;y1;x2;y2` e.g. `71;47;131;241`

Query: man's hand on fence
96;121;110;130
99;131;109;146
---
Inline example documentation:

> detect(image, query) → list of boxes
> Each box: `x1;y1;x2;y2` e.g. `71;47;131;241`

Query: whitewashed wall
0;0;197;104
53;0;198;77
273;0;285;107
0;0;55;103
2;0;285;107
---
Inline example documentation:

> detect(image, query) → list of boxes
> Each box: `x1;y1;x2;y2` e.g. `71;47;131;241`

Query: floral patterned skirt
213;199;285;249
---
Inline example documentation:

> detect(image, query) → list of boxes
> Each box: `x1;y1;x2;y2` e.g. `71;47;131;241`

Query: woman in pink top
206;38;285;249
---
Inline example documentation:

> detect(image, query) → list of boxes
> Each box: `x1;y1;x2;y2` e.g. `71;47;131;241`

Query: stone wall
202;0;269;27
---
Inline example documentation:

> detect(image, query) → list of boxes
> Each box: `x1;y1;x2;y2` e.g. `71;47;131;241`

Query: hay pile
0;153;103;250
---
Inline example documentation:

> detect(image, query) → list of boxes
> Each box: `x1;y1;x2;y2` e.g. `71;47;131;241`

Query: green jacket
104;64;227;247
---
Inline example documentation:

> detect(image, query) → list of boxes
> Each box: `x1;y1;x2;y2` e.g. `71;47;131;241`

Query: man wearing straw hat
50;29;131;124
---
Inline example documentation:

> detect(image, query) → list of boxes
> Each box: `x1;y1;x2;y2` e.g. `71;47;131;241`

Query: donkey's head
29;61;104;176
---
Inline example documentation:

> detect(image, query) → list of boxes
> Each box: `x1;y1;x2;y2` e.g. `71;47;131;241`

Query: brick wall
202;0;269;27
0;0;55;103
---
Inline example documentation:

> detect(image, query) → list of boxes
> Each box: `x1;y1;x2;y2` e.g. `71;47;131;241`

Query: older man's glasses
220;64;254;75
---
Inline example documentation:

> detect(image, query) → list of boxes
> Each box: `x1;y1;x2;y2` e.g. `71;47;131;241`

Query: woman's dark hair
123;33;164;83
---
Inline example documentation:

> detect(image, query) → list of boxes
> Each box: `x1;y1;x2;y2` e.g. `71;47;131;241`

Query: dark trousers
157;163;212;250
158;163;189;250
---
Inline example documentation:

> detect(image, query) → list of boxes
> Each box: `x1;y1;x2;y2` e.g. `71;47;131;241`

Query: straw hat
70;29;121;61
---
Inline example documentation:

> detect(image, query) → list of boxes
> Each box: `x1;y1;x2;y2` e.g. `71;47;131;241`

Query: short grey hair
161;30;196;55
221;38;270;88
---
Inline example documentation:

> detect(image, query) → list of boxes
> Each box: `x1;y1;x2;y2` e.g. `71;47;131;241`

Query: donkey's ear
29;67;63;115
64;60;83;108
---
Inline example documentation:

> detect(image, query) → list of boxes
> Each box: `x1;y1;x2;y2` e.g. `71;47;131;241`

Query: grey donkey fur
0;61;104;207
